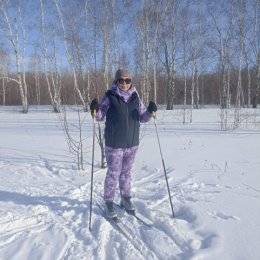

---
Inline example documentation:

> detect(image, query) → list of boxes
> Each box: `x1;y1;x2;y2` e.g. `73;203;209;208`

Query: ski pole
89;109;96;231
152;112;175;218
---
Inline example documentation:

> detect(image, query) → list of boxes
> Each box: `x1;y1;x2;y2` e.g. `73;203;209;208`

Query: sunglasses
117;78;131;84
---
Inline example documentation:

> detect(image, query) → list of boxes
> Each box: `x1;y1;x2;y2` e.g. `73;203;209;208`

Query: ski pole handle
92;109;96;117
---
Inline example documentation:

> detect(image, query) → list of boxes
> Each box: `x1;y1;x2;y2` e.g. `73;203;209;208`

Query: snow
0;106;260;260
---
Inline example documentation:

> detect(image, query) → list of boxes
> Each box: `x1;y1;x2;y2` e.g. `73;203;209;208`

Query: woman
90;69;157;219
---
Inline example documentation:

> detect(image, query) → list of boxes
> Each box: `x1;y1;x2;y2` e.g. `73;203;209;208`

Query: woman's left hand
147;101;157;114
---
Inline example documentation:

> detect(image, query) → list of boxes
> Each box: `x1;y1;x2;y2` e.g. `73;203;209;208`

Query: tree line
0;0;259;113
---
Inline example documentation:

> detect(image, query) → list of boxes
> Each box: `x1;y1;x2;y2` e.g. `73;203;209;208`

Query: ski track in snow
0;107;260;260
0;160;211;260
0;162;233;260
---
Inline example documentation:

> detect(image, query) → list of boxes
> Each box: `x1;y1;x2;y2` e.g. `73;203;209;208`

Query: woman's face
117;77;132;91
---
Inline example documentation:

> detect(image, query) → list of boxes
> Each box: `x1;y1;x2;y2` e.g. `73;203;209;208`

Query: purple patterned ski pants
104;146;138;202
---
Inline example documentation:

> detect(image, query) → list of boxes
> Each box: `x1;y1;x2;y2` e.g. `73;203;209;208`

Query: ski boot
120;196;135;215
105;201;119;222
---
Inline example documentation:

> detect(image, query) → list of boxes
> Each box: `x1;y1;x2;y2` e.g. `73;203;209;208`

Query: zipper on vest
126;105;129;146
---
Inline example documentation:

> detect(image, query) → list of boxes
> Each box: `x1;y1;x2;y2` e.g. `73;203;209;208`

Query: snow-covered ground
0;106;260;260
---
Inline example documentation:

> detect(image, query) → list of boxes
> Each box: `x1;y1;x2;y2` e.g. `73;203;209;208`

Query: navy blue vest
105;90;140;148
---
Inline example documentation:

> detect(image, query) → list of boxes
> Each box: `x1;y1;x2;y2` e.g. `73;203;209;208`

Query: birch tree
234;0;246;127
54;0;88;111
179;2;191;123
251;0;260;108
208;1;235;129
192;4;203;111
209;2;234;109
29;51;41;105
244;44;251;108
159;0;180;110
0;49;9;106
0;0;28;113
100;0;111;90
126;0;151;104
84;0;91;105
40;0;61;112
151;1;165;104
124;0;162;104
111;0;118;71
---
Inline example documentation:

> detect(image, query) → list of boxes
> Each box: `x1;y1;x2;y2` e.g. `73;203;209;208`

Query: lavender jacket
96;83;152;123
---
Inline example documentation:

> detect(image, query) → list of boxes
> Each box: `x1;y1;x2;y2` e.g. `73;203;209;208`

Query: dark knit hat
114;69;132;81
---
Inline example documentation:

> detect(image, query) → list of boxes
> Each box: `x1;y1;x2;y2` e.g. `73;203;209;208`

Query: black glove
90;98;99;115
147;101;157;114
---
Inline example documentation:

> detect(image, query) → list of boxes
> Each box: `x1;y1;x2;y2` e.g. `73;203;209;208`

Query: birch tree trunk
234;0;246;128
111;0;118;72
152;5;161;104
32;52;41;105
192;4;202;111
195;68;200;108
84;1;91;107
160;0;179;110
101;0;110;91
140;0;152;104
180;5;190;124
254;51;260;108
0;51;8;106
50;29;61;111
18;3;28;112
252;0;260;108
2;78;5;106
190;52;196;109
245;50;251;108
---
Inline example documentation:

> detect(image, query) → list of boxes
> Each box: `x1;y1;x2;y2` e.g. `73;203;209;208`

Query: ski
95;202;146;258
114;203;153;228
131;213;153;228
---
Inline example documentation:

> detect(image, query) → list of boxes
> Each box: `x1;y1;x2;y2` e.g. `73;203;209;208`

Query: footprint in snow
207;211;241;221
